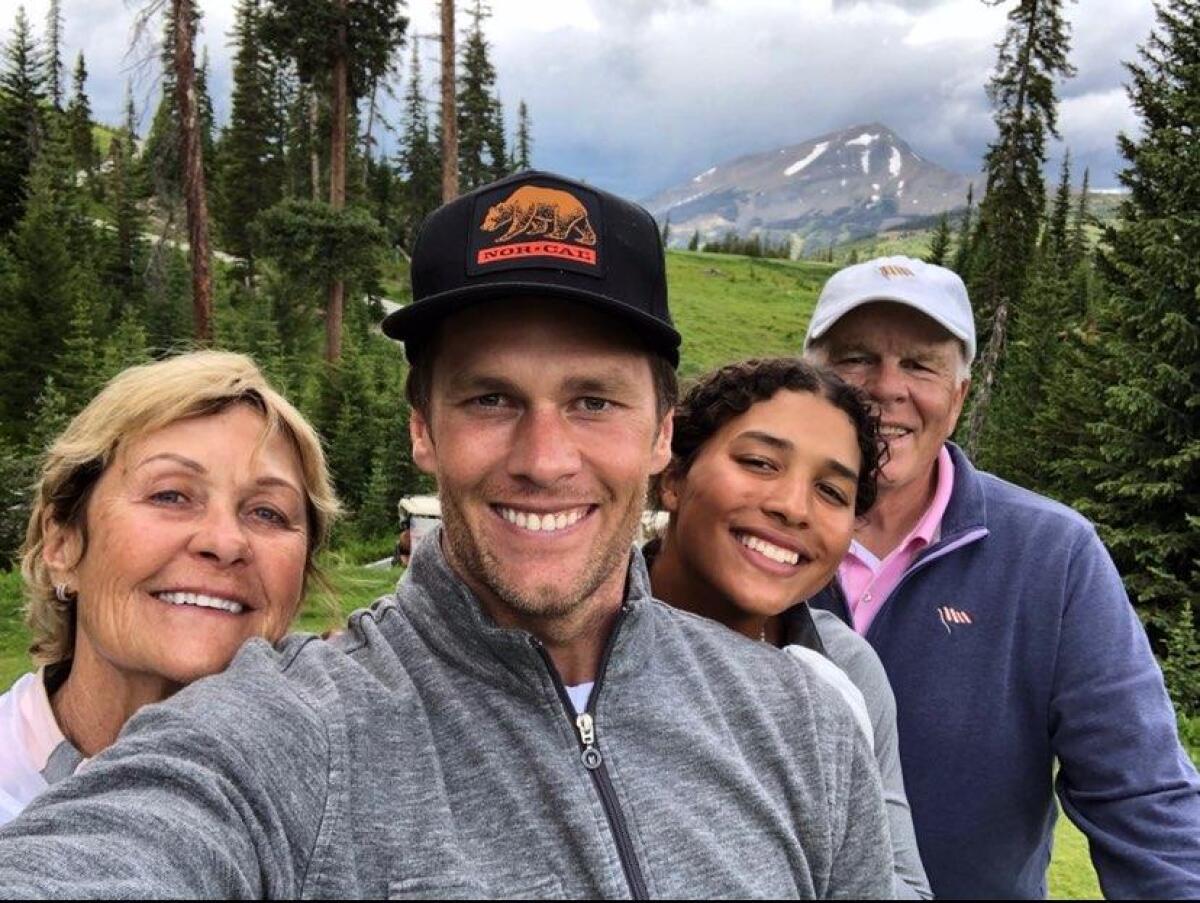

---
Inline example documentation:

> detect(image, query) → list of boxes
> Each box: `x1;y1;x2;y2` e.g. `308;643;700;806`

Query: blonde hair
20;351;341;667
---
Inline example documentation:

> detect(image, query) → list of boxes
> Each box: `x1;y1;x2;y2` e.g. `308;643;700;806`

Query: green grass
666;251;835;380
1051;815;1102;899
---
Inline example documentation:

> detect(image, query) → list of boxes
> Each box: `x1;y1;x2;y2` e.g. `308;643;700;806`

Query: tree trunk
362;79;378;192
172;0;213;343
308;90;321;202
440;0;458;202
326;0;349;363
963;300;1009;458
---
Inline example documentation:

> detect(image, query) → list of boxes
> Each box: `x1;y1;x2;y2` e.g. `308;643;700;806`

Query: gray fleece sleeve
815;610;932;899
0;650;329;898
824;690;896;900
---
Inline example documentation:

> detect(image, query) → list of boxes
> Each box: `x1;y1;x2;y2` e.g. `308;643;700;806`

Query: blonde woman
0;351;339;825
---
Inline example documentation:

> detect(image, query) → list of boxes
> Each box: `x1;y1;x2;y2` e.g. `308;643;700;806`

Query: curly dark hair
668;357;884;516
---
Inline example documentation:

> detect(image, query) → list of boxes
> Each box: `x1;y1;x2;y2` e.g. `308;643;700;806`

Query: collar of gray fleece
391;525;657;699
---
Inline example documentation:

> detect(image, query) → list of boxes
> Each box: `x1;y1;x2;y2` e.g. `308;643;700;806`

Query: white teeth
737;533;801;566
880;426;912;437
498;506;587;534
157;592;245;614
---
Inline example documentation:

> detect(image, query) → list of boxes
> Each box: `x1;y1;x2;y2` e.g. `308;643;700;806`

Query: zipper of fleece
529;603;650;900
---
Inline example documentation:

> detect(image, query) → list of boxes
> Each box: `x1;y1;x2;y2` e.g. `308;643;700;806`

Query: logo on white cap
878;264;915;280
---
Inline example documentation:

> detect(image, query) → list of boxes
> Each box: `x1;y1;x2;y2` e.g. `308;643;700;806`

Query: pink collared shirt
839;445;955;635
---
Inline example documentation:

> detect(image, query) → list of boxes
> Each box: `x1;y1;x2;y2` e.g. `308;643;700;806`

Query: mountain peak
645;123;974;252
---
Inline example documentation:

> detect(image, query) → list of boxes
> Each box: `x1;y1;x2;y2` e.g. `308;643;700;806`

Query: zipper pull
575;713;602;770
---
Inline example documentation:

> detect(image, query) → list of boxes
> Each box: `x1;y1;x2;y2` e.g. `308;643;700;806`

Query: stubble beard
440;481;647;625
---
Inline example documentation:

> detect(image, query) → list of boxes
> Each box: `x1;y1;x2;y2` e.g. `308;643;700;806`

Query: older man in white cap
803;255;1200;899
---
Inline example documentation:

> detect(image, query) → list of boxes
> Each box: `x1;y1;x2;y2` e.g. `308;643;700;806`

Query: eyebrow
737;430;859;481
445;369;641;398
135;453;304;498
136;452;205;473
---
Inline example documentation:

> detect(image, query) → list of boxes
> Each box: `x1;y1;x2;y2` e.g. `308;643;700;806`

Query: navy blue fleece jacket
812;443;1200;899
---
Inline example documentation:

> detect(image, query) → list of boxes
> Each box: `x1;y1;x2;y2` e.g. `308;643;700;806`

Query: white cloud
1;0;1157;198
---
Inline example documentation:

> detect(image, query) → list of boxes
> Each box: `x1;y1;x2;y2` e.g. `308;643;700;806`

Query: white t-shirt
565;682;594;715
0;670;82;827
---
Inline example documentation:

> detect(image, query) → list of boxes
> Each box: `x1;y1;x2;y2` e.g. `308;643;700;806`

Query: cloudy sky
7;0;1157;199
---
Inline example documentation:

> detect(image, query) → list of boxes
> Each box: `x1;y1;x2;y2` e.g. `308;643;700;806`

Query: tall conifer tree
398;40;440;248
66;52;97;178
927;213;952;266
1066;0;1200;628
513;99;531;170
456;0;504;190
216;0;282;268
963;0;1076;455
44;0;64;110
0;8;46;235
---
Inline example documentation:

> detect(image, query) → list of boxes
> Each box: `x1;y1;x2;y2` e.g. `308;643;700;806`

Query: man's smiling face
814;301;970;497
410;298;672;629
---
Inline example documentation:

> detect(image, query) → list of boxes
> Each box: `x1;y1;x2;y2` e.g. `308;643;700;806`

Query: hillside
667;251;832;379
644;123;977;254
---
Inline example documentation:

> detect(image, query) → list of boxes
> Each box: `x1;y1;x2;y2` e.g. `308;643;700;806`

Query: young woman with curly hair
646;357;931;900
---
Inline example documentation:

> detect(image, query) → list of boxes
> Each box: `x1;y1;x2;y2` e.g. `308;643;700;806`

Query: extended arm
0;654;328;898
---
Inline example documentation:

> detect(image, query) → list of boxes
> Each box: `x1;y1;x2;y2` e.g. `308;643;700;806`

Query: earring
54;584;74;603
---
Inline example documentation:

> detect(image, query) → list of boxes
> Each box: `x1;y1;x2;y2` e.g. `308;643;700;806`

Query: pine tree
44;0;64;110
513;99;531;170
66;53;97;178
1067;166;1090;268
1043;150;1072;272
0;126;89;429
398;40;440;250
963;0;1076;455
105;83;146;308
951;183;975;275
1063;0;1200;629
927;213;952;266
0;7;47;235
215;0;283;268
486;94;507;180
687;229;699;251
661;217;671;247
260;0;407;360
456;0;504;190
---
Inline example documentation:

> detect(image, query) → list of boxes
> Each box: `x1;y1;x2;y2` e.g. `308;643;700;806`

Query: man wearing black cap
0;173;892;899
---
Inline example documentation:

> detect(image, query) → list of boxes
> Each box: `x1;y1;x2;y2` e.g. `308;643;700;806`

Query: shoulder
975;468;1096;538
642;600;864;738
810;611;893;698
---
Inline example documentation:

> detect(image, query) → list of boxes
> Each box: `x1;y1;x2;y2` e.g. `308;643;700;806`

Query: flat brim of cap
380;282;682;367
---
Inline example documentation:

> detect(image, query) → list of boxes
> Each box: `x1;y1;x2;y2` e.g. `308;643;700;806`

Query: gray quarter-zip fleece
0;533;892;899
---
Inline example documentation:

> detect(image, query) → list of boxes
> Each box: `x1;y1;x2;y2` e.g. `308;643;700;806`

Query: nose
764;474;810;528
507;404;582;487
188;504;252;567
866;358;908;406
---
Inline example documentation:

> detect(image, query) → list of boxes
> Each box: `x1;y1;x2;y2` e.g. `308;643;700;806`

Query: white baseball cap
803;255;976;363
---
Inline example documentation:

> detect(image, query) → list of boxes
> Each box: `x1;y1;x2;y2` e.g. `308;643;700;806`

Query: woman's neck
50;635;181;757
649;532;780;645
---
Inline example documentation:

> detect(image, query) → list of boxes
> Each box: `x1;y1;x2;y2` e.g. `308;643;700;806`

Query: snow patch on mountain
860;150;871;174
846;132;879;147
693;167;717;183
784;142;829;177
889;147;903;178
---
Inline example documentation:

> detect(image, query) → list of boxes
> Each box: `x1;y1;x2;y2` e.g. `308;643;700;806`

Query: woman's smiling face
661;389;862;617
44;404;310;685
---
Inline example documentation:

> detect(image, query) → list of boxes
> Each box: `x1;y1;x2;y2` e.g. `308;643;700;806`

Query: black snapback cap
380;170;681;367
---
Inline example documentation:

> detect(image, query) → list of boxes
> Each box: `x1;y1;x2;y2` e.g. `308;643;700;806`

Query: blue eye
150;489;187;505
251;506;288;526
579;397;612;413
